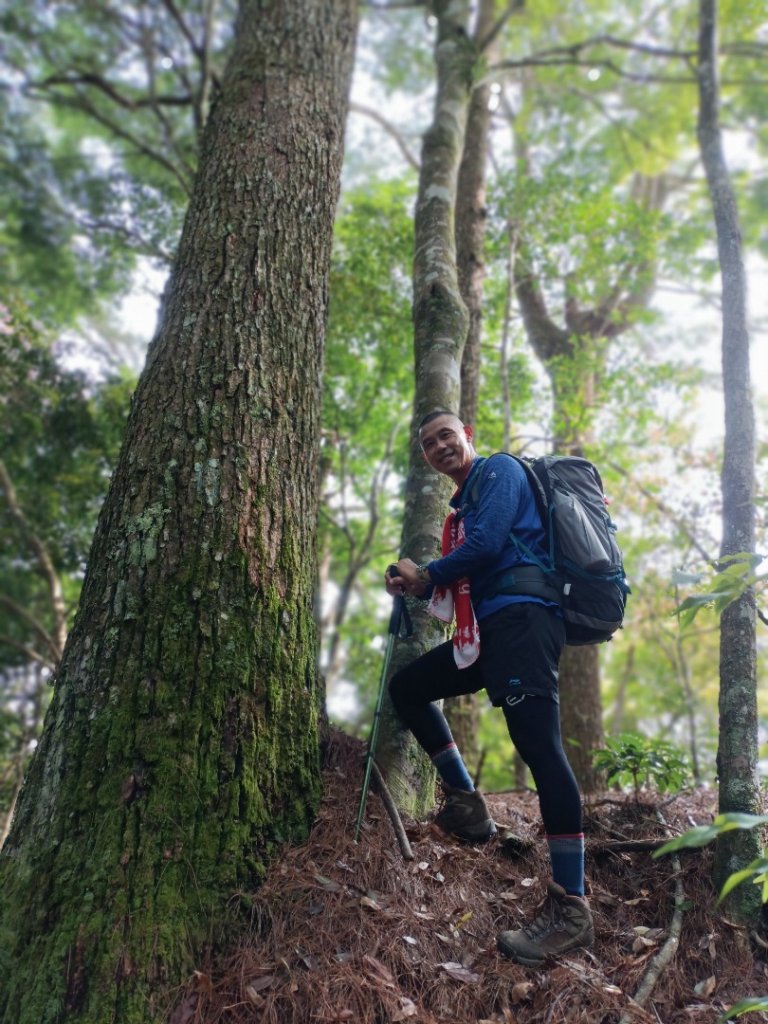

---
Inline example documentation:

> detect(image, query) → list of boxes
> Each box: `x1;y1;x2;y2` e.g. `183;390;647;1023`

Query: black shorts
391;602;565;709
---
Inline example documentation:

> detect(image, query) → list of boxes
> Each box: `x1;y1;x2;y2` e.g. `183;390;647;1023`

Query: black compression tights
390;661;581;836
502;696;582;836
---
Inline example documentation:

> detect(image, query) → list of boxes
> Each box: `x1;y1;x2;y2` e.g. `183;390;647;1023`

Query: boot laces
523;895;567;940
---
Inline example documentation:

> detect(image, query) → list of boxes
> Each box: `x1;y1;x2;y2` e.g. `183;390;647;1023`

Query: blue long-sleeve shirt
426;454;554;622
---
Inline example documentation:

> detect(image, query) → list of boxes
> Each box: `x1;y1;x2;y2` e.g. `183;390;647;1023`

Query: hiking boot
497;881;594;965
434;785;496;842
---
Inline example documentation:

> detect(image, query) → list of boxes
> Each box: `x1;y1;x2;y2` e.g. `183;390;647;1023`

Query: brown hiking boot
434;785;496;843
497;881;594;965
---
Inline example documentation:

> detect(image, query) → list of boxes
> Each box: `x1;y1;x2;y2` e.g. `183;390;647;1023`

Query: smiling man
385;410;594;965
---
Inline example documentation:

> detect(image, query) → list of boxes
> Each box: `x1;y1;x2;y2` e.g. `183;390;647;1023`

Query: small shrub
593;732;692;801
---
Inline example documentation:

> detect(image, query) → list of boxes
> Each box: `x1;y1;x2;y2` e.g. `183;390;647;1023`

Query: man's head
418;410;476;484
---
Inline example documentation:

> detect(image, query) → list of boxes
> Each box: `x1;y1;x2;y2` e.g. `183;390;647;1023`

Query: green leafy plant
673;553;766;630
593;732;692;801
655;813;768;1021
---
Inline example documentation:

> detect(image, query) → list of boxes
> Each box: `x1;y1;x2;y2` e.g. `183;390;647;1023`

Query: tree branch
477;0;525;53
0;461;67;661
0;633;56;672
608;461;717;565
31;72;192;110
349;102;420;171
32;91;194;195
158;0;204;61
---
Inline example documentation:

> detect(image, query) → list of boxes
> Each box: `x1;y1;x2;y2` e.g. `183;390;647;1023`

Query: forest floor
179;729;768;1024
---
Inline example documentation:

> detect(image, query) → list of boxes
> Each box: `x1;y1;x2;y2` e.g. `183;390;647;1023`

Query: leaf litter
175;729;768;1024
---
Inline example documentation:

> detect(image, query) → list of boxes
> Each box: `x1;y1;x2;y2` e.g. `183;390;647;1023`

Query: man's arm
427;455;527;584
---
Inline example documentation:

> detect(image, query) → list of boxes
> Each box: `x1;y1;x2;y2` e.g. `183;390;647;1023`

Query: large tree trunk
697;0;761;925
0;2;358;1021
376;0;472;816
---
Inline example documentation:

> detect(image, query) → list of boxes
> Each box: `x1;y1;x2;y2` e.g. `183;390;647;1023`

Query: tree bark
0;2;358;1021
376;0;473;816
697;0;761;924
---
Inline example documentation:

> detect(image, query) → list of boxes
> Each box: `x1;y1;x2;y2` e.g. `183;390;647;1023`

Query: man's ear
464;424;474;443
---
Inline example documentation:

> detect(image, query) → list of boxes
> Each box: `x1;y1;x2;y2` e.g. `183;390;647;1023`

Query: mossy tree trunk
376;0;473;816
0;2;358;1022
697;0;761;925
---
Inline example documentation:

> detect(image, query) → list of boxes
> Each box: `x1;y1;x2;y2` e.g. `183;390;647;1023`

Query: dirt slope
176;730;767;1024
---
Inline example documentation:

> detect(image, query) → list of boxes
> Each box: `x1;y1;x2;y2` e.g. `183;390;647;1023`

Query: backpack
466;453;629;646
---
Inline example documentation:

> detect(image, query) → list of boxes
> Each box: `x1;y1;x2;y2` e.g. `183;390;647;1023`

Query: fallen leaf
694;976;717;998
433;871;445;883
314;874;342;892
402;935;418;946
624;896;650;906
520;877;537;888
440;961;481;983
360;896;382;911
296;949;318;970
246;975;275;994
391;997;418;1020
510;981;535;1002
192;971;212;995
363;954;395;987
244;986;265;1008
632;936;658;953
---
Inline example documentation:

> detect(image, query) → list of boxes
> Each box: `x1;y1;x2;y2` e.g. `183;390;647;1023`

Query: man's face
419;414;475;480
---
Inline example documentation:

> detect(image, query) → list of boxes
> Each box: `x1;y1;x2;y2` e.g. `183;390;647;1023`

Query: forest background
2;0;765;811
0;0;766;1019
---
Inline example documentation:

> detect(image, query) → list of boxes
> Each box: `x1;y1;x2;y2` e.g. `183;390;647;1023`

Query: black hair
417;409;461;432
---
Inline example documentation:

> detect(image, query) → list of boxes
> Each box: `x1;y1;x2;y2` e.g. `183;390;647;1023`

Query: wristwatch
416;564;431;584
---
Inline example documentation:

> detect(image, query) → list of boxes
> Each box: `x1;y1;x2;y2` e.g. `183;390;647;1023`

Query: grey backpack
470;453;629;645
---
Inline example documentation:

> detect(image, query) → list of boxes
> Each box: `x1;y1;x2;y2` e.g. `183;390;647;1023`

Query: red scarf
428;509;480;669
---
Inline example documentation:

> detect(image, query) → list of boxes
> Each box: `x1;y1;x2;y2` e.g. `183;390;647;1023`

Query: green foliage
593;732;692;800
0;300;134;665
321;179;416;704
655;811;768;1022
717;998;768;1022
0;97;135;325
673;554;765;629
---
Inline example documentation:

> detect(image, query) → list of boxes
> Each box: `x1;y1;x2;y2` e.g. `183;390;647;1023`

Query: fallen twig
371;760;414;861
618;814;685;1023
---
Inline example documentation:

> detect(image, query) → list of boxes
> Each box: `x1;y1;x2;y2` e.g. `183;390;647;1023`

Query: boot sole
496;933;593;966
439;821;497;843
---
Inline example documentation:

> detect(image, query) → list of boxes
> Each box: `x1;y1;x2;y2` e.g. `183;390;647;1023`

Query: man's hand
385;558;430;598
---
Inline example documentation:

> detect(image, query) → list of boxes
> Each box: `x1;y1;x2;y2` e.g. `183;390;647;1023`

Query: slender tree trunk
697;0;761;924
376;0;473;815
0;3;358;1021
446;0;496;774
456;0;495;429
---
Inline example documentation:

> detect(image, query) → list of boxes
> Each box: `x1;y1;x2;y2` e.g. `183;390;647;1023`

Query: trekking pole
353;565;412;843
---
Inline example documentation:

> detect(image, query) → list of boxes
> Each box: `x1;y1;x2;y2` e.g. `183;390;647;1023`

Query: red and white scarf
428;508;481;669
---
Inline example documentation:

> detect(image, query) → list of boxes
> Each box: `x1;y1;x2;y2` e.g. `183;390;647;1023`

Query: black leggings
389;643;582;836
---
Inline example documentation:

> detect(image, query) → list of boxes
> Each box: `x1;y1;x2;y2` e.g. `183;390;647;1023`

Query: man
386;410;593;965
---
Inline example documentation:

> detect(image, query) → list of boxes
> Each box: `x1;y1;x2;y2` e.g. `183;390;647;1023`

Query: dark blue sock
547;834;585;896
431;742;474;792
